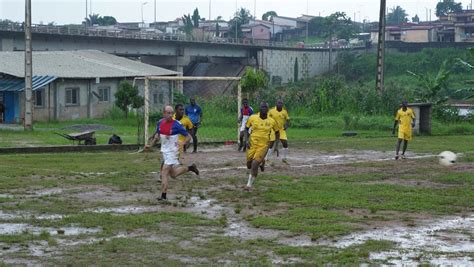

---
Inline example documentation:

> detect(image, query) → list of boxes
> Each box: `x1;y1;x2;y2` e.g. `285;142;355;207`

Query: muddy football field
0;143;473;265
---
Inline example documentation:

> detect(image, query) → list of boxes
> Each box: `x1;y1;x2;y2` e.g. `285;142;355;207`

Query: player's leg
246;145;266;190
170;164;199;177
192;126;198;153
280;130;288;162
158;164;171;200
265;141;275;160
239;130;245;151
401;140;408;158
395;138;402;160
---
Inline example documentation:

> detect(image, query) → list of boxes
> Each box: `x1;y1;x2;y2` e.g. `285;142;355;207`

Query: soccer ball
438;151;457;167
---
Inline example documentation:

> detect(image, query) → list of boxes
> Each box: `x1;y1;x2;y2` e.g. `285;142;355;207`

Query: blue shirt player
185;97;203;153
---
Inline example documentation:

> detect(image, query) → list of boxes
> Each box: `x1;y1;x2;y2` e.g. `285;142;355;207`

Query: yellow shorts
398;130;412;141
270;129;287;141
246;143;269;163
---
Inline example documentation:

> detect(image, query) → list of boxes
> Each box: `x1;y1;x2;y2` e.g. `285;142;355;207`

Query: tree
262;11;278;21
115;81;144;118
240;67;269;97
412;14;420;23
85;13;100;26
99;16;117;26
229;8;252;38
308;16;326;37
436;0;462;17
387;6;408;25
181;14;194;36
323;12;357;40
84;14;117;26
192;8;200;28
407;60;451;104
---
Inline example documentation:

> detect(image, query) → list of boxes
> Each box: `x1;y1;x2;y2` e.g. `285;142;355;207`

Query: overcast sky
1;0;473;25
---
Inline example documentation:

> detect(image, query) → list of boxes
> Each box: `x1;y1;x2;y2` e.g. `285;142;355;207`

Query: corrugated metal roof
0;50;179;79
0;75;57;92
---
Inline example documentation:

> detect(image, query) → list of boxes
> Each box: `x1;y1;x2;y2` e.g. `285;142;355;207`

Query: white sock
266;148;273;160
246;174;254;187
282;148;288;159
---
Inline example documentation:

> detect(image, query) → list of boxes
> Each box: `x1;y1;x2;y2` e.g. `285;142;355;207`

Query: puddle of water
370;251;473;266
35;188;64;197
330;214;474;265
0;223;101;236
87;206;160;214
0;210;63;221
0;194;15;199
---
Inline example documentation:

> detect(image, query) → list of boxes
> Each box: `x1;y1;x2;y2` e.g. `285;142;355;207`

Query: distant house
0;50;178;123
447;9;474;42
241;23;271;41
371;23;442;43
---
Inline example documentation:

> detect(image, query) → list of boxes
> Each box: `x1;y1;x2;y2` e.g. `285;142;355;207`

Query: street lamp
141;2;148;23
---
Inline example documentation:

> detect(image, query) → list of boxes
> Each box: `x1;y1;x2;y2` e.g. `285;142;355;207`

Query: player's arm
392;120;399;135
284;112;290;130
245;116;253;148
198;106;203;125
392;111;400;135
411;110;416;128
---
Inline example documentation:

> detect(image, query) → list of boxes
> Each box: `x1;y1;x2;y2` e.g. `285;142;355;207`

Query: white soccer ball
438;151;457;167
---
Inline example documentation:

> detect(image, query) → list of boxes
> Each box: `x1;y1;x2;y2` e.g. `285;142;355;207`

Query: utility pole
24;0;33;130
154;0;156;26
375;0;386;93
209;0;211;21
85;0;88;28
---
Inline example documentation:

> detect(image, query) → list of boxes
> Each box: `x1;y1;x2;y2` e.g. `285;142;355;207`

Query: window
65;88;79;105
34;89;44;107
153;93;158;104
98;87;110;102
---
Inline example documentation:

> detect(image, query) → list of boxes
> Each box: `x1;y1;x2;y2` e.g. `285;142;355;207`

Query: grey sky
1;0;473;25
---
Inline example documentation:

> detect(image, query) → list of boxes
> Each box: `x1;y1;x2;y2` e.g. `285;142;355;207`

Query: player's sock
266;148;273;160
246;174;254;187
282;148;288;160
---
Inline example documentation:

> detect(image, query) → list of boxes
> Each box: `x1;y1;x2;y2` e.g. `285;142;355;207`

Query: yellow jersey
268;107;290;131
173;114;193;143
395;108;415;132
246;113;278;146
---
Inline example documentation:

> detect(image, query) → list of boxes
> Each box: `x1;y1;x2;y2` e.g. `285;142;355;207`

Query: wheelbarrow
55;130;97;145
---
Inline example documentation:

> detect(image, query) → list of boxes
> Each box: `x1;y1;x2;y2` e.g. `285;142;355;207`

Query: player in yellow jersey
266;99;290;163
244;102;278;190
392;100;416;160
173;103;194;156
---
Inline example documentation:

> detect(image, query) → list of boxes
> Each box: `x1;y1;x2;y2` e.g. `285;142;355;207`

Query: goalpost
136;76;242;147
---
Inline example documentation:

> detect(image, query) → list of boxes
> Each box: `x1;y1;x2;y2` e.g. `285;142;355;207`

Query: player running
238;98;254;152
148;105;199;201
244;102;278;191
392;100;416;160
266;99;290;163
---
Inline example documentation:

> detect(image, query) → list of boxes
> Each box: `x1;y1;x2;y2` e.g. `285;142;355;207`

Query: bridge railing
0;22;365;50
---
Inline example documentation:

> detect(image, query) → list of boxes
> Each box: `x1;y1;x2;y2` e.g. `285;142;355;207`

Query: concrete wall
28;78;171;122
402;30;430;42
258;49;337;84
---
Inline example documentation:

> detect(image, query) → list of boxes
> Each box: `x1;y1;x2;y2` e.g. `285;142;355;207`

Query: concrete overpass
0;25;361;89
